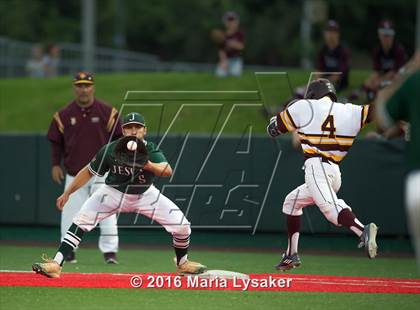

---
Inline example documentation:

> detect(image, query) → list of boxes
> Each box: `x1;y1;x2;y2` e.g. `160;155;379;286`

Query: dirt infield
1;271;419;293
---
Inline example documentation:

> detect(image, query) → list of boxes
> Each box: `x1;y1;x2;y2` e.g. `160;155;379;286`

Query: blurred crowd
312;18;412;140
26;14;415;130
26;43;61;78
289;18;409;103
237;15;413;141
25;12;413;100
211;12;411;104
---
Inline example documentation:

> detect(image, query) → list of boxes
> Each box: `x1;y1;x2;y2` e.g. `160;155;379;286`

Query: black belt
305;155;335;165
320;157;331;164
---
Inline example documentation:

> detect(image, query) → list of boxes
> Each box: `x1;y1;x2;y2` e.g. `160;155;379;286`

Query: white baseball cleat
358;223;378;259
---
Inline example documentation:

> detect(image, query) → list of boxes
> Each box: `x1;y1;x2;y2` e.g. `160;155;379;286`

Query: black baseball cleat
358;223;378;259
275;253;301;271
64;251;77;264
104;252;119;264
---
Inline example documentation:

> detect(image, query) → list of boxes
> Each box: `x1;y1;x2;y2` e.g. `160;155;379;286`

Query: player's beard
135;133;145;141
123;132;145;141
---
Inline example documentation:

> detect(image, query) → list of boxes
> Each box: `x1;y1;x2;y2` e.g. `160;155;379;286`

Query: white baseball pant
282;157;351;225
215;57;243;77
62;174;119;253
73;184;191;236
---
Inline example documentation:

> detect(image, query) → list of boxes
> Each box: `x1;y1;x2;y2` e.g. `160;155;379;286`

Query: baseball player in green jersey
32;112;207;278
376;52;420;270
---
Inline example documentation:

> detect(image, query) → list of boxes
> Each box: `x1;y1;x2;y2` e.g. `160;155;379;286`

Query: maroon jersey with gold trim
221;30;245;58
47;99;122;176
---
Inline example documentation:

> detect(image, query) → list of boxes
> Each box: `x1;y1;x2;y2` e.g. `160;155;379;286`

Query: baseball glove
210;29;226;45
267;116;281;138
114;136;149;168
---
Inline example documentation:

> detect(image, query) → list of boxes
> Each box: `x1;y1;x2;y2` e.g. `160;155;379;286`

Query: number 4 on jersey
321;115;336;138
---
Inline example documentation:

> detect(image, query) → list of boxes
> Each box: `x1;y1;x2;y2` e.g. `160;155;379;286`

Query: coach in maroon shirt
48;72;122;178
47;72;121;264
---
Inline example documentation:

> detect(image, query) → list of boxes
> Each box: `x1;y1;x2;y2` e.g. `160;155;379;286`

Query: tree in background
0;0;416;66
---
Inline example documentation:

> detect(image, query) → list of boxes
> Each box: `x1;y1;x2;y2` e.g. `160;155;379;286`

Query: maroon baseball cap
73;71;94;85
378;20;395;36
324;20;340;32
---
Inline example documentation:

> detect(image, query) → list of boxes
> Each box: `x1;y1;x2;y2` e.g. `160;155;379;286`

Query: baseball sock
338;209;364;237
54;223;85;266
286;215;301;256
173;235;190;265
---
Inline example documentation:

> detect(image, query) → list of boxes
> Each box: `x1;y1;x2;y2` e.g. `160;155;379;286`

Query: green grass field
0;70;370;133
3;287;419;310
1;226;419;310
1;244;419;310
1;244;418;278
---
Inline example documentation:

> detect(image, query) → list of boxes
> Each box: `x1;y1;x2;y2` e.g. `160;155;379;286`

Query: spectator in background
215;11;245;77
352;20;408;103
286;20;350;103
26;44;45;78
316;20;351;92
43;43;61;77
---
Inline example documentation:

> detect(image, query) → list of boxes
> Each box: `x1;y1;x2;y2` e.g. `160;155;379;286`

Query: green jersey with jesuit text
88;137;167;194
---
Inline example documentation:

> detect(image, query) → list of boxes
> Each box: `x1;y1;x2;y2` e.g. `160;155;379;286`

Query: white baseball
127;140;137;151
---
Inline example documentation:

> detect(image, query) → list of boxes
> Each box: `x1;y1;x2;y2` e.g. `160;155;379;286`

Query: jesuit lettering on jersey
88;140;166;194
111;164;136;176
110;165;147;183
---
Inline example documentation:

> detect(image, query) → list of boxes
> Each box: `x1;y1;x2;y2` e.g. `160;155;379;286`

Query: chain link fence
0;36;220;77
0;36;282;78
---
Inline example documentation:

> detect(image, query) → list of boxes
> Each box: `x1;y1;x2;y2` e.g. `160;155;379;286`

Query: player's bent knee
282;204;303;216
173;223;191;237
318;199;352;226
323;210;338;226
282;196;304;216
319;204;339;226
73;212;98;232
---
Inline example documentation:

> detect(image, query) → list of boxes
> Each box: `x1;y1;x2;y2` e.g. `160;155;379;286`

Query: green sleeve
147;142;168;163
88;145;110;176
385;75;412;122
